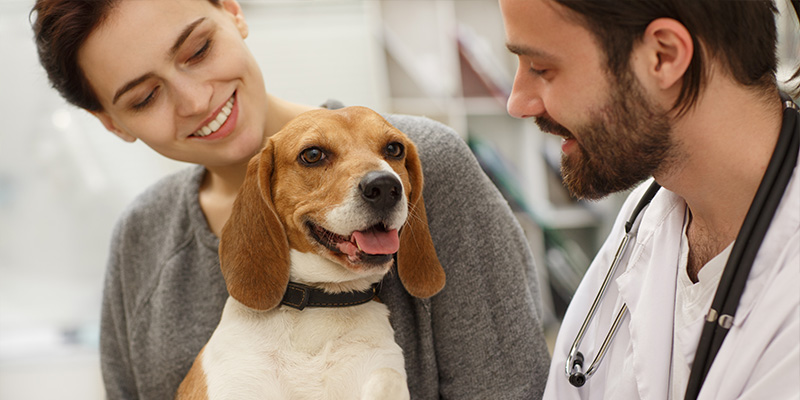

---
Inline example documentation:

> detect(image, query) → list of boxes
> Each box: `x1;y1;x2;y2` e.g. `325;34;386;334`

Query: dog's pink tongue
352;229;399;255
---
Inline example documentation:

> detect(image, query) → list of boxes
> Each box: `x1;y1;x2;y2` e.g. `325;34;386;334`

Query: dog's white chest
201;297;408;400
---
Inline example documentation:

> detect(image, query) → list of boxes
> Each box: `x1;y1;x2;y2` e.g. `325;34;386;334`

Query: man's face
551;70;673;199
500;0;676;199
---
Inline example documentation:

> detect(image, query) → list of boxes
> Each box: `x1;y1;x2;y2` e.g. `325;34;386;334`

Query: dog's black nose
359;171;402;210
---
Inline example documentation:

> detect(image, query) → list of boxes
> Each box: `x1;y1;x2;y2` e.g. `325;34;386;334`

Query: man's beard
536;70;675;200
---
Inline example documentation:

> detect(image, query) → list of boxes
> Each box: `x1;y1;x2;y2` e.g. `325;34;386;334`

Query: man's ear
220;0;248;39
635;18;693;91
90;110;136;143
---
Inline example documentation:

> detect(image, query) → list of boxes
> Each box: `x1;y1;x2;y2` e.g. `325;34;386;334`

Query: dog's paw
361;368;409;400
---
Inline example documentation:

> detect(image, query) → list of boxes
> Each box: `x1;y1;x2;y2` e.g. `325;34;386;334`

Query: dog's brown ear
397;140;446;298
219;141;290;310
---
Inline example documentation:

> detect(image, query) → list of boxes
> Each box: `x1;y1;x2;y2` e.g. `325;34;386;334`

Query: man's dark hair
791;0;800;97
554;0;785;114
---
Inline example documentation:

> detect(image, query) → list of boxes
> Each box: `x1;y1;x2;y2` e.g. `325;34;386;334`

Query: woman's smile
190;91;238;140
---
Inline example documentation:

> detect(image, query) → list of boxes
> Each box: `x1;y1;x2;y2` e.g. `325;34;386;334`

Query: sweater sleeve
98;166;214;400
100;215;140;400
398;116;551;399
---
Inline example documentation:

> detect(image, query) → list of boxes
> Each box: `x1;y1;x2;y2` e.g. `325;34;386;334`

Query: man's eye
299;147;326;165
530;67;548;76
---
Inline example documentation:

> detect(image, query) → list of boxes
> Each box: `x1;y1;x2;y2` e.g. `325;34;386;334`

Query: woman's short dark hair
31;0;221;112
554;0;782;115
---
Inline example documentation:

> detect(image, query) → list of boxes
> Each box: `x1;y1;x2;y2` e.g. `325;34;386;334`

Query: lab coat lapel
615;190;685;400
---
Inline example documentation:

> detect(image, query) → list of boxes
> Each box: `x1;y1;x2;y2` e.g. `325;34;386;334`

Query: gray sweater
100;112;551;399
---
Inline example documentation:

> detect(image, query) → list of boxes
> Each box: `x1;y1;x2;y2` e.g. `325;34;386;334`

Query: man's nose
507;67;545;119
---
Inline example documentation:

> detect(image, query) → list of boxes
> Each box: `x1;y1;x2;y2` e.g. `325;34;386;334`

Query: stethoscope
564;94;800;399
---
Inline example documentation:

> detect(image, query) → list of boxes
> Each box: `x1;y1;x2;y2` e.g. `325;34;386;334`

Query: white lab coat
544;163;800;399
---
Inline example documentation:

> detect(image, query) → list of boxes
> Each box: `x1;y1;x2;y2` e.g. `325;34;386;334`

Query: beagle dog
176;106;445;400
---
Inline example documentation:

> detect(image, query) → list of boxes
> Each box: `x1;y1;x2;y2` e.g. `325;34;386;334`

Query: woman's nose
507;67;545;119
174;77;213;117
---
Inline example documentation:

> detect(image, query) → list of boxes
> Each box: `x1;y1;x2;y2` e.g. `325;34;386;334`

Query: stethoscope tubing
684;98;799;400
565;233;630;385
565;182;661;387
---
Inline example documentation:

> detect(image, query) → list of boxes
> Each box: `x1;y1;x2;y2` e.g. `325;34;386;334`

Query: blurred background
1;0;798;398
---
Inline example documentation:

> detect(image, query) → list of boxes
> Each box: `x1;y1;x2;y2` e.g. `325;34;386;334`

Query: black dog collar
280;281;381;310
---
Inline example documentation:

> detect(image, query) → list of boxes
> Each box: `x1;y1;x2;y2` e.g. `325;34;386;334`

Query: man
499;0;800;398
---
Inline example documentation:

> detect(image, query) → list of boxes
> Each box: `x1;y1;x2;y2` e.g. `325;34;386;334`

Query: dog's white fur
200;255;407;400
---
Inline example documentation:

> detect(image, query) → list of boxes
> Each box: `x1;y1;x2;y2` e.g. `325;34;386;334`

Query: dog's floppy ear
397;140;446;298
219;140;290;310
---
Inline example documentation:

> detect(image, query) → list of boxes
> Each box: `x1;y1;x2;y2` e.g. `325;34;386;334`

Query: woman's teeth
193;96;234;137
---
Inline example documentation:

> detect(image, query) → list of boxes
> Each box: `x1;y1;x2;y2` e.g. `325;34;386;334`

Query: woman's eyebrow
112;72;155;105
169;17;206;57
111;17;206;105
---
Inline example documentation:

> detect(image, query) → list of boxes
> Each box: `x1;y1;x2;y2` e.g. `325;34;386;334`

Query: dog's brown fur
219;106;445;311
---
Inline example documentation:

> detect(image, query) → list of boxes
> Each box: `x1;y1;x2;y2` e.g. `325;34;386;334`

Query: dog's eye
385;142;405;159
299;147;326;165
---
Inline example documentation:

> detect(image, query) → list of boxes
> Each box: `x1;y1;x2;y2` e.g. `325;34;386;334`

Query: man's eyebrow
111;17;206;105
506;43;556;60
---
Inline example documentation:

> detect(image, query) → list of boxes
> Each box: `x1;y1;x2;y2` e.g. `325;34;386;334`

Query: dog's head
219;106;445;311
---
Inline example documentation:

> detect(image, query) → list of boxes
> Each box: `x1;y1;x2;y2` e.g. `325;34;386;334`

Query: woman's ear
635;18;694;91
220;0;248;39
90;110;137;143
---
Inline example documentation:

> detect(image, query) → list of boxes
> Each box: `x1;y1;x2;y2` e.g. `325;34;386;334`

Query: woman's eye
189;39;212;62
132;88;158;111
385;142;405;159
299;147;326;165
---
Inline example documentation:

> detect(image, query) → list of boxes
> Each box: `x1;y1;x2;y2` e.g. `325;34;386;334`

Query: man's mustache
535;115;573;139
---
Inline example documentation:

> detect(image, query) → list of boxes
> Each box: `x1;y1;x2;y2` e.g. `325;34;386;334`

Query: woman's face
79;0;268;167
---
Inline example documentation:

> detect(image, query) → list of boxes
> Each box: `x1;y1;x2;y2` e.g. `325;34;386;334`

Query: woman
32;0;551;398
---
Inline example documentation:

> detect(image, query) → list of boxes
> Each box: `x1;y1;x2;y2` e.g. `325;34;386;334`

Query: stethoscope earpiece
568;352;586;387
568;373;586;388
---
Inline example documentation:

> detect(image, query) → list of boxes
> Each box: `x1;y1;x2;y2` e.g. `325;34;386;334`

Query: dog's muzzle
359;171;402;213
305;171;405;266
